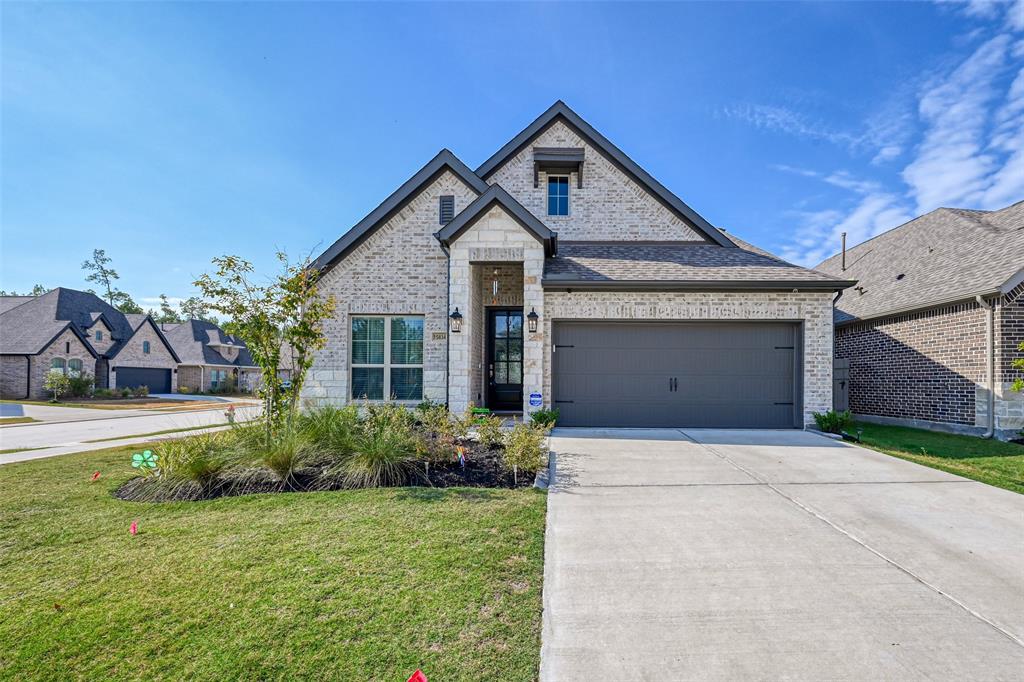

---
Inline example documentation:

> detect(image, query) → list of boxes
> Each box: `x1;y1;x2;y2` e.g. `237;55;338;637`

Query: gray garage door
114;367;171;394
552;321;800;428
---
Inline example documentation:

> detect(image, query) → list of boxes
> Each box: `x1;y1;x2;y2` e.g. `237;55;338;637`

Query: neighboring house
816;201;1024;439
162;319;262;392
0;287;180;399
303;101;854;428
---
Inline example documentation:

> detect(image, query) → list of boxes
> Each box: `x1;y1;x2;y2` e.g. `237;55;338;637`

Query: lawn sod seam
0;446;546;680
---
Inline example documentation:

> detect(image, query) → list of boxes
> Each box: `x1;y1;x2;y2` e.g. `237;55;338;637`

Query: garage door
114;367;171;394
552;321;800;428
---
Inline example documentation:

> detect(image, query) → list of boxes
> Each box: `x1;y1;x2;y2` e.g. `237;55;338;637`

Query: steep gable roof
815;201;1024;323
312;149;488;272
434;184;557;256
163;319;256;367
475;101;736;249
109;315;182;363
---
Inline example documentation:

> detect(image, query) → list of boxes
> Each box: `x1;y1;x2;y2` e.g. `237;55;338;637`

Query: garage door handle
774;402;794;406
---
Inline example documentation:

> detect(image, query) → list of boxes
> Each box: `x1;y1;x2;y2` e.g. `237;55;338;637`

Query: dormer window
143;341;151;354
548;176;570;216
95;330;103;341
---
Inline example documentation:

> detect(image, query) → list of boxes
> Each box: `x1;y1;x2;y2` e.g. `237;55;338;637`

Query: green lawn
0;447;546;680
855;422;1024;494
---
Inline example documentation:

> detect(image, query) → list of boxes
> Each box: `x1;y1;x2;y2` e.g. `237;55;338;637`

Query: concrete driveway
542;429;1024;680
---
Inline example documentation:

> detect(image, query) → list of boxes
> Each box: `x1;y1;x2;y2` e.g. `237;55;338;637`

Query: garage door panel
552;321;799;428
114;367;172;393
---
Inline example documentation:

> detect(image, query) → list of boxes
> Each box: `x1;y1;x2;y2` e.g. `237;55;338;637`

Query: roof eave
541;279;857;292
311;149;488;273
835;288;1003;326
434;185;558;257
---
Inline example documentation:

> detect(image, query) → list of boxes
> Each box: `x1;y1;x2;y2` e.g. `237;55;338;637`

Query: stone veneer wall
542;291;835;426
991;284;1024;437
110;322;179;392
469;264;524;406
303;170;480;405
486;120;706;242
448;207;544;414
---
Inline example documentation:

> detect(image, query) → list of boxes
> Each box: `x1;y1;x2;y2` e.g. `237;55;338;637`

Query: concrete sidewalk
541;428;1024;680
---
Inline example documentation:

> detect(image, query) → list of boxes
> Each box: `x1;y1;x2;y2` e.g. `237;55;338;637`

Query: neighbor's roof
163;319;256;367
543;239;853;291
815;201;1024;323
0;296;35;314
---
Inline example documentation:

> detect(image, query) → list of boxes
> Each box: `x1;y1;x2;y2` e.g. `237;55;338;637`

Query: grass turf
0;446;546;680
855;421;1024;494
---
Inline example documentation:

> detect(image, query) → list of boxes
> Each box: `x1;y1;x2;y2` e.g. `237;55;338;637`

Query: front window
547;175;569;216
211;369;228;388
143;341;151;354
50;358;66;374
351;316;423;400
68;358;83;377
95;330;103;341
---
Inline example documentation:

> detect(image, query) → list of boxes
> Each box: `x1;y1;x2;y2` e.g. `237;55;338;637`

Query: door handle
669;377;673;392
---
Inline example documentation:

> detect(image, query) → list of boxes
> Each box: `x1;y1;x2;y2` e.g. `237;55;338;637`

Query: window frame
50;358;67;374
547;174;570;216
350;315;425;402
68;358;83;377
95;330;103;341
210;369;228;389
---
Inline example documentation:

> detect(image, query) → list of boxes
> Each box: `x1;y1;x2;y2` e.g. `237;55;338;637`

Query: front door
487;308;524;410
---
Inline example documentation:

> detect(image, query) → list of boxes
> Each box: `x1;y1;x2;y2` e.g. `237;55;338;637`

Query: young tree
194;252;335;439
111;291;143;314
0;284;48;296
44;370;71;403
1013;342;1024;393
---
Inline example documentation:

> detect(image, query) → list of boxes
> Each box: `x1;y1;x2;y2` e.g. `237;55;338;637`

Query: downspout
975;295;995;438
24;354;32;399
441;241;451;409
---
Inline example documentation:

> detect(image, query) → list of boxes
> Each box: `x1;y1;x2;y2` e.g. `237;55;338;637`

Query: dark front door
487;308;524;410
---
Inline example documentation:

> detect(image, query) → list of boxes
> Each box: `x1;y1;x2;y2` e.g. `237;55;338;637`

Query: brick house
0;287;180;399
816;202;1024;439
162;319;262;392
303;102;854;428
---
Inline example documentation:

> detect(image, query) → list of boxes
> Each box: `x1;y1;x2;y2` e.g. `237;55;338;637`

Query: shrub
158;432;231;485
504;421;547;484
475;413;505;448
812;409;853;434
327;403;418;488
299;404;360;458
120;387;132;398
68;372;95;398
177;385;191;394
529;408;559;431
44;370;70;402
132;385;150;398
94;388;113;399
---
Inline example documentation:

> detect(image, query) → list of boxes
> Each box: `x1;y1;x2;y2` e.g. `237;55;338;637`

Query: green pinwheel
131;450;158;469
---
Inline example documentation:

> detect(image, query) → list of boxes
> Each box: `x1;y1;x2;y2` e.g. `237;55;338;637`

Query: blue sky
2;1;1022;309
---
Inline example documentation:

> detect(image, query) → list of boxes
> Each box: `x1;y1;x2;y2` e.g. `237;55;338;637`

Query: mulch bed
115;440;538;503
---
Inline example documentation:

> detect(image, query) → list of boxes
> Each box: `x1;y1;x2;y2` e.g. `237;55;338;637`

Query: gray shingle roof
815;201;1024;323
543;239;851;290
163;319;256;367
0;296;35;314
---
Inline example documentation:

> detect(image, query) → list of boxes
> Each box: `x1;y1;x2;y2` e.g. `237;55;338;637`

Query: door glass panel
508;339;522;361
494;338;507;361
494;314;507;338
508;362;522;383
508;314;523;338
495;363;508;384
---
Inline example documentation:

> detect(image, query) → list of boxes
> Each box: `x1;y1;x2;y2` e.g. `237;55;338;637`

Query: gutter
836;288;1002;327
541;279;856;292
975;295;996;439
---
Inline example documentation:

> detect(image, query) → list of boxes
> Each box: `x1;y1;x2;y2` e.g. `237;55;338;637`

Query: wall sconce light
449;307;463;333
527;307;539;334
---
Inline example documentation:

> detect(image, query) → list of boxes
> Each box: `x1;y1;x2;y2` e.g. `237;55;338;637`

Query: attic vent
439;195;455;225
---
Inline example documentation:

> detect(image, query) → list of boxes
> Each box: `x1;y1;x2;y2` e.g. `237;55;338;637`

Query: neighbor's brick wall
86;319;115;355
303;170;481;405
543;291;835;426
835;302;988;426
29;328;97;400
177;366;202;392
110;322;178;392
0;355;30;399
486;119;706;242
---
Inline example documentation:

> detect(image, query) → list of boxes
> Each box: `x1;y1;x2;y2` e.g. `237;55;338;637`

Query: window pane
352;367;384;400
558;197;569;215
352;317;384;364
548;196;559;215
495;363;508;384
508;339;522;361
494;338;507;361
51;358;66;370
508;361;522;383
390;318;423;365
508;315;523;338
391;317;423;341
68;359;83;377
390;368;422;400
494;314;507;338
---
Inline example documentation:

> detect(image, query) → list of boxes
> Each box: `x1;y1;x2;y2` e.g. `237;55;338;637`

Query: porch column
447;251;473;414
522;250;545;415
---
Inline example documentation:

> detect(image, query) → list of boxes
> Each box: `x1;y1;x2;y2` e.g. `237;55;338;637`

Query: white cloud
871;145;902;164
722;104;859;147
1009;0;1024;30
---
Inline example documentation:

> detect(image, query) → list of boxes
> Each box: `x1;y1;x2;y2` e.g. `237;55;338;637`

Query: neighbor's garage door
114;367;171;394
552;321;800;428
